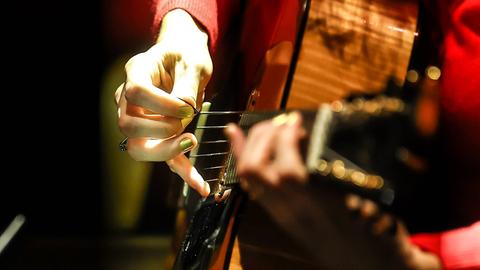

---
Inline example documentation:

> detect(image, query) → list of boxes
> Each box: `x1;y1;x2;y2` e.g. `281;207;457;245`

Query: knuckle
249;122;269;137
124;53;144;71
277;166;306;181
238;162;260;178
192;59;213;77
163;51;182;69
118;117;136;136
124;82;143;103
183;54;213;79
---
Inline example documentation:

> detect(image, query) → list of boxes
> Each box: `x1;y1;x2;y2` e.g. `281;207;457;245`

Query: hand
345;195;442;270
225;111;308;197
226;112;441;269
115;9;213;196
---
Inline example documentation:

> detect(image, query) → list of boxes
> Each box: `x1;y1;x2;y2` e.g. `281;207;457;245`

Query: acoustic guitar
168;0;427;269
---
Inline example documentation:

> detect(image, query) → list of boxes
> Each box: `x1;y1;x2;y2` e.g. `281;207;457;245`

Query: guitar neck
212;93;409;209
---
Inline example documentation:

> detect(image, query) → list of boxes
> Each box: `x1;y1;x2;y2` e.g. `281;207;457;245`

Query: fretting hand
225;112;441;269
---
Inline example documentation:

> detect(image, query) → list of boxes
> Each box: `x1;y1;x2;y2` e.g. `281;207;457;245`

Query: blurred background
2;1;178;269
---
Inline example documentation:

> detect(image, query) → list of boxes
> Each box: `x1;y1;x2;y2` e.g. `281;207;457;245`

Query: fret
195;95;405;198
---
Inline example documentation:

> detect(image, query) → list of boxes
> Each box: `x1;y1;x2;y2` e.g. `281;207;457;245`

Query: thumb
171;62;208;111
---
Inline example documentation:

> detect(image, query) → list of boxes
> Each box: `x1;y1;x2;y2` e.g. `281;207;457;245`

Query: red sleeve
439;0;480;162
410;2;480;269
151;0;218;52
410;222;480;270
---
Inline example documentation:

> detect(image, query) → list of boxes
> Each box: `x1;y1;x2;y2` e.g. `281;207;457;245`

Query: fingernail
179;138;194;152
272;113;289;126
287;112;300;126
203;181;211;197
178;106;194;118
181;117;192;128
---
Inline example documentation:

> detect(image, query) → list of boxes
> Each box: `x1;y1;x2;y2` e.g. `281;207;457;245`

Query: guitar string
225;111;249;185
197;111;244;115
187;121;246;159
198;133;239;183
200;165;227;171
199;140;228;144
193;110;274;184
192;114;238;184
190;152;230;158
192;99;406;183
195;125;229;129
189;125;250;130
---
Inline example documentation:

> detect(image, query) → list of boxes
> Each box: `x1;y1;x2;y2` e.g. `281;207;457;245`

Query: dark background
2;1;173;269
3;1;103;236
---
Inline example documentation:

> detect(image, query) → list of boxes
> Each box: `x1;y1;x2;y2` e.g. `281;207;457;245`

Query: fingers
225;112;307;194
170;54;212;110
115;29;213;197
118;91;184;138
234;121;281;185
224;123;246;158
119;110;183;138
124;82;195;118
171;63;200;108
126;133;198;162
274;112;308;184
121;48;210;136
124;53;195;118
225;123;267;195
167;155;210;197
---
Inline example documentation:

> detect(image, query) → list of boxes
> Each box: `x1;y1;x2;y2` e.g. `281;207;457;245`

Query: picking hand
115;9;213;196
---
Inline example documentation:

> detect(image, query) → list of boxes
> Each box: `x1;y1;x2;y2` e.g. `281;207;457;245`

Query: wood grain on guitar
288;0;418;108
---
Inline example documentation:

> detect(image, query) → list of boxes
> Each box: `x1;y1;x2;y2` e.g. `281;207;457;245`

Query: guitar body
172;0;420;269
287;0;418;108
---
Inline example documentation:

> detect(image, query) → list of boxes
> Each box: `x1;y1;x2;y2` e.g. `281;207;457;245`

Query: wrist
157;9;209;46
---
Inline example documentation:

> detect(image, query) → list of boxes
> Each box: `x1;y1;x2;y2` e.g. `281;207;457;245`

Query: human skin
115;9;213;196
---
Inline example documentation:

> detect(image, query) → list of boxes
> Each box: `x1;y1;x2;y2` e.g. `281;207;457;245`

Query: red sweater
152;0;480;269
